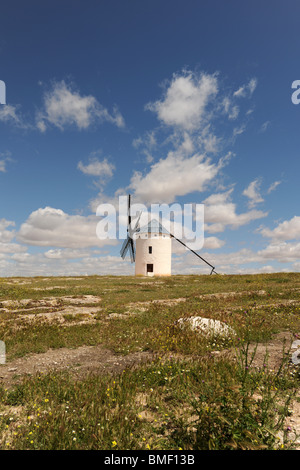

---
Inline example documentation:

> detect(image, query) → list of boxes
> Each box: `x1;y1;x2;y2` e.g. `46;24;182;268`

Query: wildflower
112;440;117;447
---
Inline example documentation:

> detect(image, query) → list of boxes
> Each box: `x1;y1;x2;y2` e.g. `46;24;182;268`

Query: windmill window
149;246;152;254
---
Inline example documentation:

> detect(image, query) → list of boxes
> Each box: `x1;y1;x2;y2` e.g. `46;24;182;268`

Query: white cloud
129;151;225;204
0;104;28;128
259;120;271;133
44;248;92;260
0;242;26;254
258;241;300;263
233;78;257;98
259;216;300;242
0;160;6;173
0;151;13;173
222;97;239;120
203;189;268;233
78;156;115;178
203;236;225;249
172;238;300;274
11;252;30;262
196;125;220;154
248;78;258;95
0;218;27;256
0;251;133;277
146;70;218;131
0;218;15;243
17;206;118;248
36;80;125;132
0;81;125;132
267;180;281;194
132;130;158;163
243;178;264;207
232;124;246;137
171;247;261;275
0;104;19;123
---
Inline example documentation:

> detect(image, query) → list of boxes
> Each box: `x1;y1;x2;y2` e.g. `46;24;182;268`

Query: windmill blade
129;238;135;263
120;236;135;263
120;195;138;264
128;194;131;228
170;233;218;275
130;210;142;238
133;210;142;230
120;237;130;259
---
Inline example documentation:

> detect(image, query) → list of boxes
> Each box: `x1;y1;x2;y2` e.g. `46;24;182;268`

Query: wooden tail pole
170;234;218;275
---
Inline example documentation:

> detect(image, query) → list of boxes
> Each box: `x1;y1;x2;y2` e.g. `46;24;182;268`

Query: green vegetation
0;273;299;450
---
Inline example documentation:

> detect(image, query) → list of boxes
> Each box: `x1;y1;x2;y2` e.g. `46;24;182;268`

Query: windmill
120;194;218;275
120;194;142;263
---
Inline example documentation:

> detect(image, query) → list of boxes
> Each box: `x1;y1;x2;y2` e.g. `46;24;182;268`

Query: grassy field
0;272;300;450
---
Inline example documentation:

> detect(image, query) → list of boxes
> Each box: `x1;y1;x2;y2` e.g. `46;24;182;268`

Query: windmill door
146;264;154;276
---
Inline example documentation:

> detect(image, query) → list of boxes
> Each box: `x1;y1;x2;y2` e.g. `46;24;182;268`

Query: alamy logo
96;196;205;250
291;80;300;105
0;80;6;105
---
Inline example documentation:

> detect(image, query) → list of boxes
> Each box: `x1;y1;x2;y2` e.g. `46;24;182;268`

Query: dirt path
0;345;154;387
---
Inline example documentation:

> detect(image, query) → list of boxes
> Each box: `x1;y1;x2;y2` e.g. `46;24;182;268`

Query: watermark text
96;196;205;250
0;80;6;105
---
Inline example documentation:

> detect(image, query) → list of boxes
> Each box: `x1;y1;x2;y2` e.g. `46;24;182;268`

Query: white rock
177;316;235;337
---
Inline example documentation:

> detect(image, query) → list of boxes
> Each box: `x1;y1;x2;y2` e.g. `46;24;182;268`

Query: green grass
0;273;300;449
0;351;298;450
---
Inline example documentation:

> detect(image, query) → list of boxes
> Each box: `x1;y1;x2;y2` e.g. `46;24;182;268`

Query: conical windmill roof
138;218;170;235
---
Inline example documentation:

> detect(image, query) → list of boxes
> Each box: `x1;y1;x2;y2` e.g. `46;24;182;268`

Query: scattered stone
291;340;300;365
177;316;236;337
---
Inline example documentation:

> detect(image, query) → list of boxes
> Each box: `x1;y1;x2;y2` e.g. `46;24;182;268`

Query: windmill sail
120;194;142;263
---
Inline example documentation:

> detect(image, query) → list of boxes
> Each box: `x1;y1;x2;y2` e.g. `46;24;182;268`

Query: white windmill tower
135;218;172;277
120;194;218;276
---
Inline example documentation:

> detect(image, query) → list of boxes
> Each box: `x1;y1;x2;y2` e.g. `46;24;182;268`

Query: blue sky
0;0;300;276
